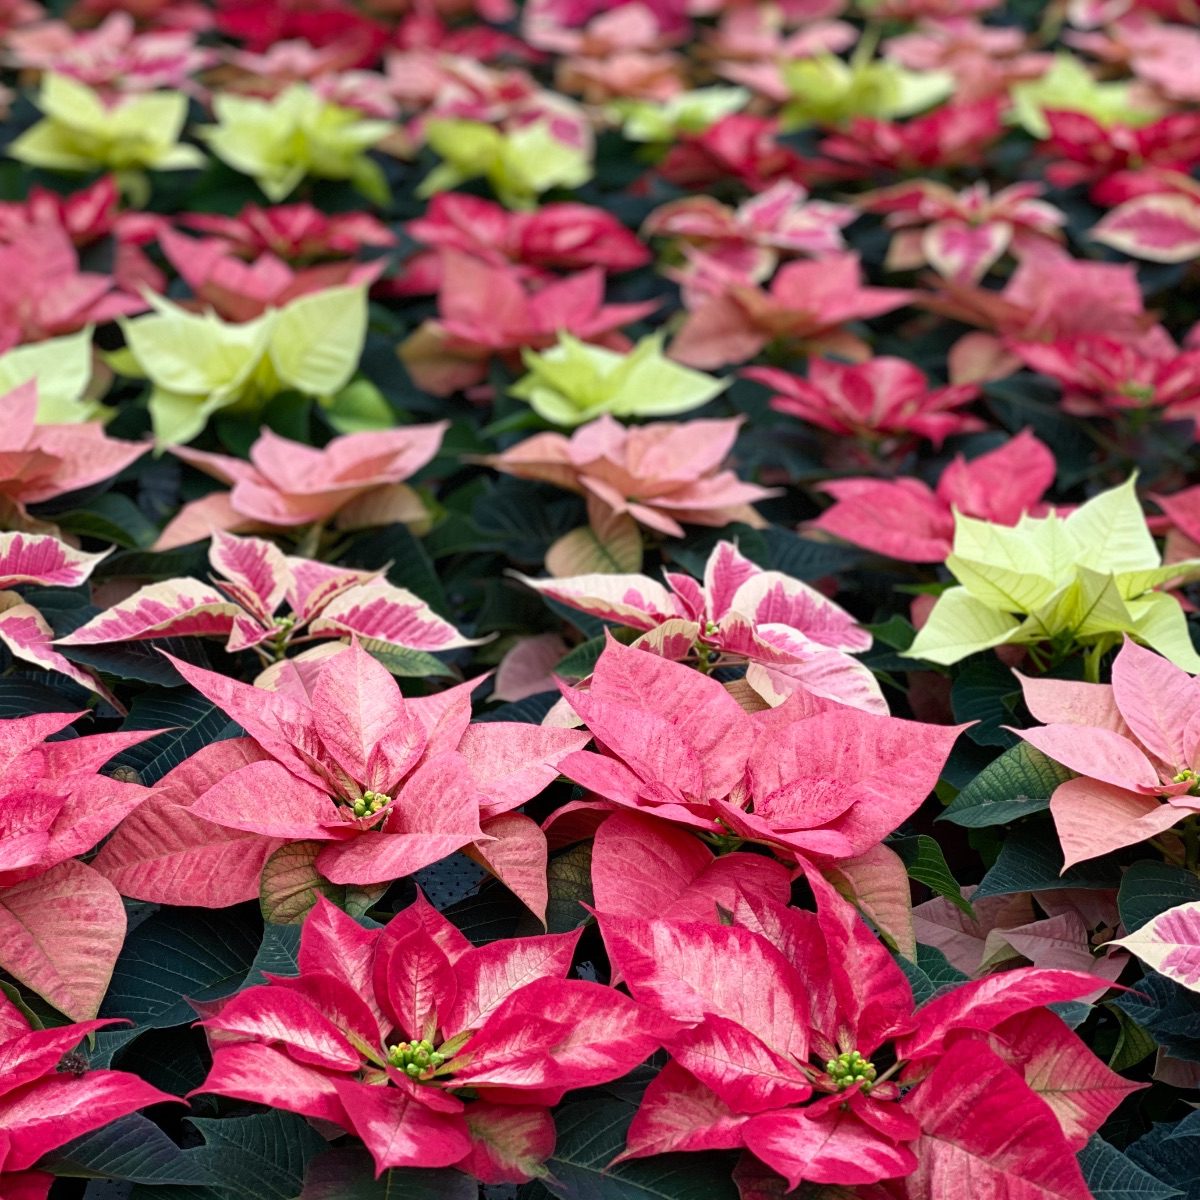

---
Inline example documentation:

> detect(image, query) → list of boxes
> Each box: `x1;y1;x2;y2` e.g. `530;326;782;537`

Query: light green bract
510;333;728;426
0;329;100;423
199;83;393;203
903;477;1200;672
614;87;749;143
419;116;591;210
1008;54;1159;139
9;73;206;174
115;286;368;448
781;54;952;130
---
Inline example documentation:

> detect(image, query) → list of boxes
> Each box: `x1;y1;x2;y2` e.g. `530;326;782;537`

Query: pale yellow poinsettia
510;333;728;427
114;286;368;448
420;116;591;210
1009;54;1161;139
781;53;952;130
0;329;101;422
9;73;206;175
904;476;1200;673
199;84;393;203
614;87;750;143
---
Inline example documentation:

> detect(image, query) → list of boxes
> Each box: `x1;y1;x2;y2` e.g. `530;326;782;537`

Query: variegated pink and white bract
0;531;122;702
58;530;479;664
517;539;884;713
94;640;586;919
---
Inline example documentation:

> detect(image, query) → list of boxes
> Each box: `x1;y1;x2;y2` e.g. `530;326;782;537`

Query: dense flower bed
3;0;1200;1197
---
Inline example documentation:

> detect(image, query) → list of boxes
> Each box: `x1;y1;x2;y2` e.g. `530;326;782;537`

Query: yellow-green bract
420;115;591;210
613;87;749;143
114;286;368;448
1008;54;1160;138
0;329;99;423
903;476;1200;671
9;73;206;174
510;333;728;427
199;83;393;203
781;54;952;130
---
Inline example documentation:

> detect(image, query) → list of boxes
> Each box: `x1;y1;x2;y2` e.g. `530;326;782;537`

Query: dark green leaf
178;1111;326;1200
43;1115;213;1185
1114;973;1200;1064
298;1147;475;1199
111;689;238;785
899;943;969;1007
553;635;607;682
363;641;452;679
101;906;260;1029
940;742;1070;828
951;658;1022;748
891;835;971;915
974;823;1121;898
1078;1136;1182;1200
55;493;159;549
534;1099;738;1200
1118;862;1200;934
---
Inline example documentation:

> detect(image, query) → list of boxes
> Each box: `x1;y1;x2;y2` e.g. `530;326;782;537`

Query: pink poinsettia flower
817;98;1005;179
1154;483;1200;564
214;0;386;63
193;894;662;1180
485;415;776;540
98;640;587;919
550;6;688;102
0;532;124;703
924;250;1160;384
1070;15;1200;104
0;221;145;352
883;18;1050;103
0;992;176;1200
58;531;480;667
747;356;983;451
1013;638;1200;869
1039;109;1200;193
154;423;446;551
0;176;164;296
518;539;884;713
657;114;812;194
643;181;856;282
156;228;385;323
4;11;215;92
913;887;1128;1004
598;874;1130;1196
811;428;1057;563
0;381;148;518
549;638;962;863
669;253;913;371
522;0;688;54
589;809;793;925
0;711;160;1019
393;193;648;297
705;8;856;102
860;180;1064;285
180;202;395;262
1014;334;1200;430
398;254;657;397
